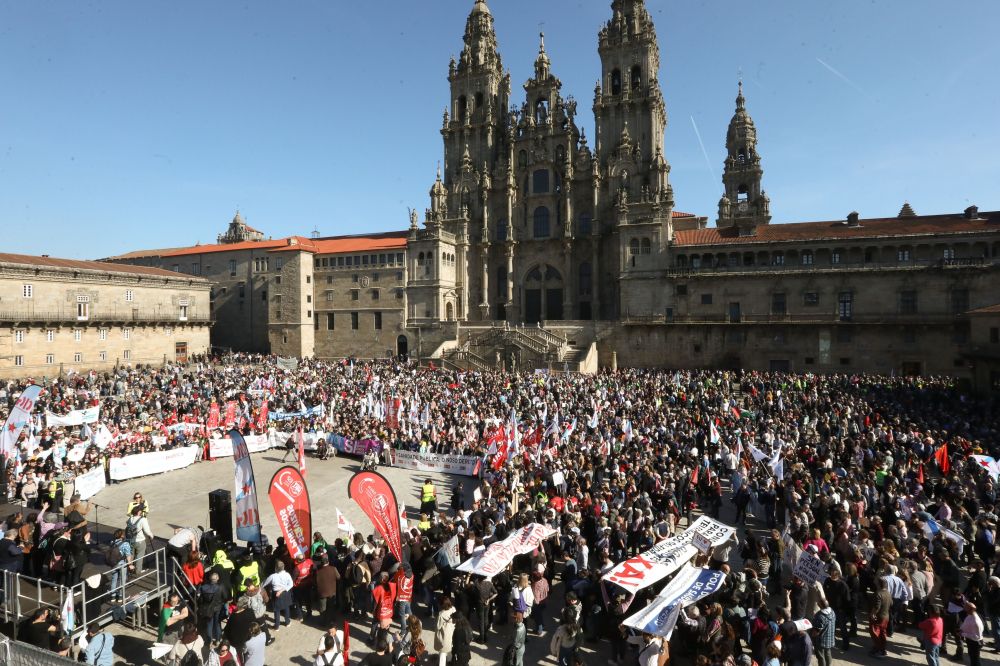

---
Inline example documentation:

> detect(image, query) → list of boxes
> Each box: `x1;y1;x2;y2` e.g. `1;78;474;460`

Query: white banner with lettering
623;565;728;638
391;450;480;477
109;446;200;481
209;434;271;458
269;430;325;451
46;406;101;428
456;523;556;578
602;516;735;593
72;466;106;501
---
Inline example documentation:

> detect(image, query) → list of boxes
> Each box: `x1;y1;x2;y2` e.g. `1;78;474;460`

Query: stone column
480;249;490;320
562;242;573;320
611;350;618;372
505;245;515;322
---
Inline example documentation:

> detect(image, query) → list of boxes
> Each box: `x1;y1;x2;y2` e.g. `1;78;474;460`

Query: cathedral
407;0;707;326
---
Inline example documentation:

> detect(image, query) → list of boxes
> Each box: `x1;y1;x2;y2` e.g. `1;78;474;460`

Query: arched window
737;149;747;164
629;239;640;256
611;69;622;95
556;145;566;163
496;218;508;242
533;207;551;239
457;95;467;119
475;92;484;109
578;262;593;296
518;150;527;168
737;184;749;202
533;169;550;194
631;65;642;91
417;252;425;266
641;238;651;255
578;213;592;236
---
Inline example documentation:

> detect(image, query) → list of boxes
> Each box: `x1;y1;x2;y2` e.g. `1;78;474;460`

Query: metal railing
623;311;969;325
0;547;176;642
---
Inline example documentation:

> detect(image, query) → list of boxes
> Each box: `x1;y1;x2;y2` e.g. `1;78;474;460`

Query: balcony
623;311;967;326
665;256;989;277
0;309;213;325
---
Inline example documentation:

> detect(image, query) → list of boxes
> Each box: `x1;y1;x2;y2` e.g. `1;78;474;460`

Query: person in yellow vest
417;514;432;532
45;473;65;513
420;479;437;517
236;554;260;594
127;492;150;518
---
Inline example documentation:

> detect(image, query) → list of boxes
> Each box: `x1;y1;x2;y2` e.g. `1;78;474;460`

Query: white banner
209;434;271;458
602;516;735;593
391;450;480;476
109;445;200;481
456;523;556;578
269;430;325;451
623;565;728;638
45;406;100;428
72;466;106;500
441;534;462;568
1;385;42;458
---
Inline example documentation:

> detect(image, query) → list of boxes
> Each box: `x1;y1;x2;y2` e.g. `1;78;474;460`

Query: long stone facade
0;253;211;378
105;0;1000;390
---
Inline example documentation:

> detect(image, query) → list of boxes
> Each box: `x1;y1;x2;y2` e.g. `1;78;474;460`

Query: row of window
316;311;383;331
678;247;961;269
347;272;404;283
12;350;126;367
316;253;405;270
324;289;404;302
22;285;139;302
682;287;971;315
14;327;134;343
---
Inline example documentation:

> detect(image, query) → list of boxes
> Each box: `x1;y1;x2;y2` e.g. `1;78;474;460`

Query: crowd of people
0;354;999;666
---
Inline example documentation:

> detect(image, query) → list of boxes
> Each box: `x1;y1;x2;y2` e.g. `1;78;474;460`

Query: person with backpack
510;573;534;620
167;621;205;666
126;504;154;573
106;528;133;603
198;571;226;643
314;630;345;666
83;622;115;666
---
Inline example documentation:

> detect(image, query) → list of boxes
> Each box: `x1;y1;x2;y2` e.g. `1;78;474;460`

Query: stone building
107;226;409;360
104;0;1000;390
0;253;211;378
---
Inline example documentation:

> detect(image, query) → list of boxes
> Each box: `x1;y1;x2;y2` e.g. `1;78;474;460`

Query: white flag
336;508;355;537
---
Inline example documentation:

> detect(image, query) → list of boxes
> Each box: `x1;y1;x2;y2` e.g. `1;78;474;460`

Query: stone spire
718;80;770;233
458;0;500;73
898;201;917;218
534;32;551;80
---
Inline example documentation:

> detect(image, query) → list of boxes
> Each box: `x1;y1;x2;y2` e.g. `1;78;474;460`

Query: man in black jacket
823;569;852;650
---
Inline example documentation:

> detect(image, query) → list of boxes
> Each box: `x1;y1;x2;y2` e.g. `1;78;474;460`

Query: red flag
207;401;220;430
223;401;238;428
297;428;307;479
348;471;403;561
267;466;312;559
934;444;950;475
491;439;509;471
690;466;699;485
731;406;742;420
256;400;269;432
917;463;925;485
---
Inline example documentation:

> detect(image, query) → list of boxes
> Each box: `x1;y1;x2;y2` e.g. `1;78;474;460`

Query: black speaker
208;489;233;543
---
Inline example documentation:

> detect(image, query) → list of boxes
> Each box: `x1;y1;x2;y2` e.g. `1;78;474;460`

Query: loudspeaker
208;489;233;543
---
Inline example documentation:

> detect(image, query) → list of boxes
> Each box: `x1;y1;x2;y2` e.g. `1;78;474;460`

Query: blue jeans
109;563;128;600
924;642;940;666
204;611;222;641
396;600;412;629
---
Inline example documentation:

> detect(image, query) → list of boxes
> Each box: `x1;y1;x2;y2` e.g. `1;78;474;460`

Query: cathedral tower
717;82;771;234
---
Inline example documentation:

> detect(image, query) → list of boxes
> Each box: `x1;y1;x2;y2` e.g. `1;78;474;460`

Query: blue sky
1;1;998;259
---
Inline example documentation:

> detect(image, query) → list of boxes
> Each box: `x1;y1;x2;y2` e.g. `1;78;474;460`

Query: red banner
348;471;403;561
224;401;238;428
268;466;312;559
207;402;220;430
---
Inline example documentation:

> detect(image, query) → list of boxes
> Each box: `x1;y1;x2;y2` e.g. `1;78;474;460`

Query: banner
207;402;221;430
224;401;238;428
348;471;403;562
268;466;312;559
2;385;41;458
109;445;200;481
623;565;728;638
209;434;270;458
793;551;828;584
45;405;100;428
269;405;325;422
276;357;299;372
327;434;382;456
391;450;480;476
602;516;735;593
269;430;329;452
72;465;106;500
231;430;263;544
440;535;462;568
456;523;556;578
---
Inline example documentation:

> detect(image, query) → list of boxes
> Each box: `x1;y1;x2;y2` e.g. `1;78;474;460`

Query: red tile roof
160;239;292;258
0;252;203;279
672;211;698;218
673;211;1000;247
308;231;409;255
968;304;1000;315
103;247;185;260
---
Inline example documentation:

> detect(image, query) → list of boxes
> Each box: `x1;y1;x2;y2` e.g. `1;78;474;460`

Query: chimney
847;211;861;227
964;205;980;220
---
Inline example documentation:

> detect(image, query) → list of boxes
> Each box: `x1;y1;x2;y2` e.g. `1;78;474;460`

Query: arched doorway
523;264;564;323
446;302;455;321
396;335;408;360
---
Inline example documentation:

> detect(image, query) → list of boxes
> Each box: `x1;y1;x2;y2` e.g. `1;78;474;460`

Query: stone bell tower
717;82;771;234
